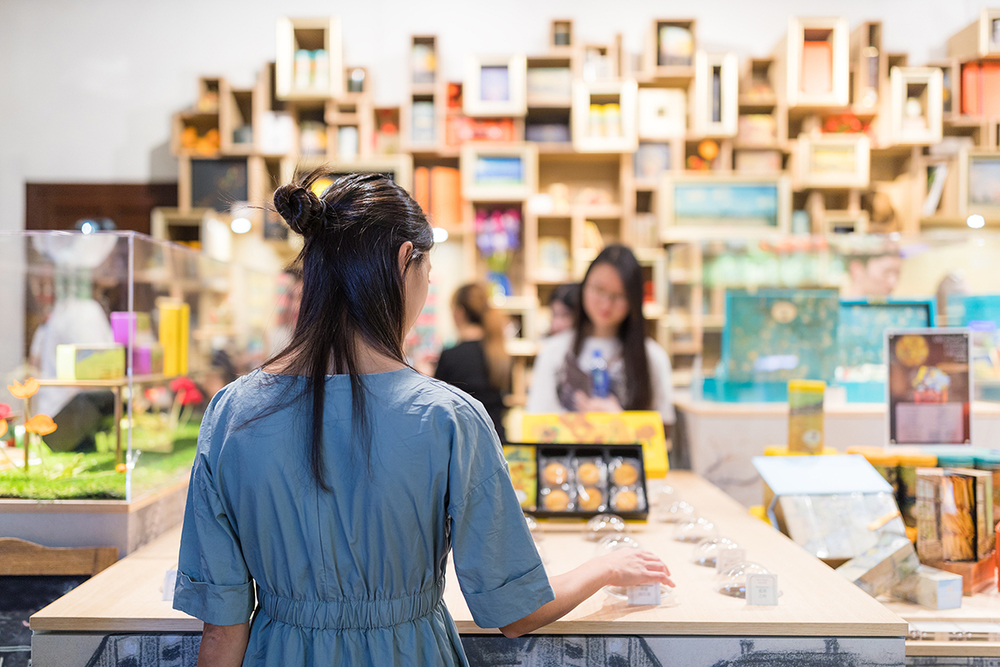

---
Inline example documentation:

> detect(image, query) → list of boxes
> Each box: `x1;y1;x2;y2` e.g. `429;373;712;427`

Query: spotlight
432;227;449;243
231;218;252;234
967;214;986;229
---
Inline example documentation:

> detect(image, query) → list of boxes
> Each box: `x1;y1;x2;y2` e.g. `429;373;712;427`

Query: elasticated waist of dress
258;584;445;630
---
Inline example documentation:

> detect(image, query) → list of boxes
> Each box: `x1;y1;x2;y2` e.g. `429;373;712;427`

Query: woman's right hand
598;549;674;588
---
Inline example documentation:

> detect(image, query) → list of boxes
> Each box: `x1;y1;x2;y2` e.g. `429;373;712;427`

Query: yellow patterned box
503;445;537;511
55;344;126;381
521;411;668;479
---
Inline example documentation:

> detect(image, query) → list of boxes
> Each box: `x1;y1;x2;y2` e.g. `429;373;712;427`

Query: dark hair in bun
257;167;433;490
273;183;326;237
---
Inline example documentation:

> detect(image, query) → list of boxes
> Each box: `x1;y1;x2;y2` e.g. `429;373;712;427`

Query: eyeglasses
584;284;628;306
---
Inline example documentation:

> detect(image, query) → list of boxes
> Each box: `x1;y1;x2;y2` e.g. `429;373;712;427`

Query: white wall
0;0;987;236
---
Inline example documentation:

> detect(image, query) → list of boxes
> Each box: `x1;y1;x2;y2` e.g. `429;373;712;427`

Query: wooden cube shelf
644;19;696;82
890;67;943;146
549;19;574;56
410;35;438;92
948;8;1000;61
958;148;1000;221
637;88;687;140
464;54;528;117
659;173;791;241
780;16;850;108
793;133;870;189
572;80;638;153
219;82;255;155
326;98;374;160
461;143;538;201
275;17;344;101
691;51;739;138
849;21;886;111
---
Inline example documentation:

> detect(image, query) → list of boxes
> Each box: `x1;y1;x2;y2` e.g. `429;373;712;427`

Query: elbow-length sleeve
173;409;254;626
447;402;555;629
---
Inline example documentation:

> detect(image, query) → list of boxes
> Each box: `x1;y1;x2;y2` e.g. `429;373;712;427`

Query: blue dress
173;368;554;666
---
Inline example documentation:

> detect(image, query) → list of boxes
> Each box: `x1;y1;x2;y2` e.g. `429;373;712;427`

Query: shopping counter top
882;589;1000;658
31;472;910;667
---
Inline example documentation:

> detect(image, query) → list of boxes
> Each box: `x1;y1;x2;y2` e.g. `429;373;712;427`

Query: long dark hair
452;283;510;390
572;244;652;410
264;170;432;490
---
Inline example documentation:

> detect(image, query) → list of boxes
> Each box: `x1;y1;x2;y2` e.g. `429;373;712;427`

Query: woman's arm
499;549;672;638
198;621;250;667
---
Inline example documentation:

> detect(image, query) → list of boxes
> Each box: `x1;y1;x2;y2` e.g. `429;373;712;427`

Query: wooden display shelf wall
549;19;574;56
275;16;344;101
777;16;850;109
463;54;528;117
644;19;697;83
572;80;639;153
849;21;887;113
889;67;944;146
948;8;1000;61
691;51;739;138
219;81;255;155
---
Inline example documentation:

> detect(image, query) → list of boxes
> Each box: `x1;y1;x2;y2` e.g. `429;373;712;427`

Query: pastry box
505;443;649;521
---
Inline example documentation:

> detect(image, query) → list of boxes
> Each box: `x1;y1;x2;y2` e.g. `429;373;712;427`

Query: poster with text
887;330;971;446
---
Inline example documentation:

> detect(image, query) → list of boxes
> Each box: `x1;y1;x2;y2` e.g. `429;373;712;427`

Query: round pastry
544;489;571;511
577;462;601;486
577;487;604;511
612;489;639;512
613;463;639;486
543;462;568;486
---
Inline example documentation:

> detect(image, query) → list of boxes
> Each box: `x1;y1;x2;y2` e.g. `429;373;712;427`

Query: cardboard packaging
836;534;919;597
890;565;963;610
916;468;995;562
788;380;825;453
55;344;126;381
927;551;997;595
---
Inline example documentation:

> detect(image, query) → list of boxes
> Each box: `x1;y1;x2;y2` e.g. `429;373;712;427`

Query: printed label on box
746;573;779;606
627;583;662;606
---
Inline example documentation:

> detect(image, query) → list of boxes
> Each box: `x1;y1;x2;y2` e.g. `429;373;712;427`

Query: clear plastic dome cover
659;500;696;523
674;517;716;542
586;513;627;541
716;561;773;598
692;537;740;567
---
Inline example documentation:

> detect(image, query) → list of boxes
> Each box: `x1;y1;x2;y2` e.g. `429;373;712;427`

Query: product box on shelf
836;533;919;597
503;442;649;521
925;551;997;595
916;468;995;563
55;344;126;381
889;564;963;610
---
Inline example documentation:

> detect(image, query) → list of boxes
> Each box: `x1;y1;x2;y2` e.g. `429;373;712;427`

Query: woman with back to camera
435;283;510;441
527;245;675;431
172;173;672;666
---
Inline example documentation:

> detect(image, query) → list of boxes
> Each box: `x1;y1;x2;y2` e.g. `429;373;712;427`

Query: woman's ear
398;241;414;274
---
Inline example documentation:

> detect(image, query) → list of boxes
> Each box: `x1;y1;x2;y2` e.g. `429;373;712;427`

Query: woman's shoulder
407;372;495;427
537;330;574;359
643;337;672;370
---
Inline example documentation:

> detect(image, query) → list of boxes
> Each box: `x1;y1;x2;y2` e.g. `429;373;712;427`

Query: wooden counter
31;472;909;667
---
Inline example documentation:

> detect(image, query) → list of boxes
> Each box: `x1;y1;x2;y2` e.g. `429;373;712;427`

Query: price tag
715;548;746;573
162;570;177;602
745;573;778;606
627;583;662;606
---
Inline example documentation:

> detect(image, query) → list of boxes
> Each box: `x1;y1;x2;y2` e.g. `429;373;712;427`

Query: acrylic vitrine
0;231;279;555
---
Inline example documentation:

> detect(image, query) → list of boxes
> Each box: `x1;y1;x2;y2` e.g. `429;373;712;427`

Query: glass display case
0;231;279;504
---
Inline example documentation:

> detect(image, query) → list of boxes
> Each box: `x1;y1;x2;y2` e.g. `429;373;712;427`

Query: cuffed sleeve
448;409;555;628
173;571;254;626
172;396;254;626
